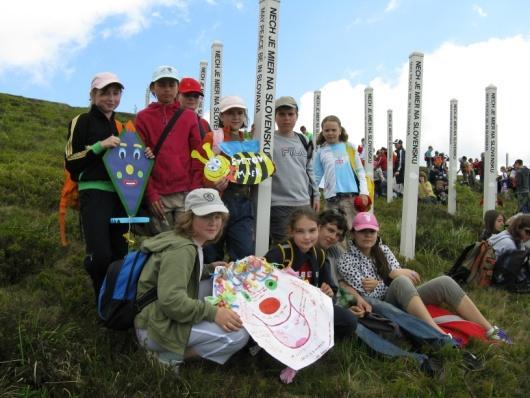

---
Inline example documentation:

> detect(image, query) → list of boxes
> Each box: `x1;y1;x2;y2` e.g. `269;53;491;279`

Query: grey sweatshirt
271;132;319;207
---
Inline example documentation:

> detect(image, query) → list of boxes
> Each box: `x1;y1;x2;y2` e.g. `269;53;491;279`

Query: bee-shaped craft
191;142;275;184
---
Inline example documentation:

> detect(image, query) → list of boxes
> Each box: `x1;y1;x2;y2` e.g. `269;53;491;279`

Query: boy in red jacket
135;66;203;235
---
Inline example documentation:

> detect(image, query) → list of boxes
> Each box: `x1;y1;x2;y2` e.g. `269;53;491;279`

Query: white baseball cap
220;96;247;113
151;65;179;83
185;189;228;216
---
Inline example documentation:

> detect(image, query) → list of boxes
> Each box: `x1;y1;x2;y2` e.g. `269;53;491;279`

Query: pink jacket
135;101;203;203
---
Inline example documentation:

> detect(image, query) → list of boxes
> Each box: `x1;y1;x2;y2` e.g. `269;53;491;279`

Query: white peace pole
144;86;151;108
254;0;280;256
313;90;321;148
210;42;223;129
483;85;497;215
387;109;394;203
400;52;424;260
364;87;374;179
506;153;509;169
448;99;458;215
197;60;208;117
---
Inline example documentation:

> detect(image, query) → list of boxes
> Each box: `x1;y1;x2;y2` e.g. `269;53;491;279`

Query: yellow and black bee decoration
191;142;275;184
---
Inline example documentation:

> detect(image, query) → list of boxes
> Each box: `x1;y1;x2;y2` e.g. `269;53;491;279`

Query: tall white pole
254;0;280;256
364;87;374;179
210;42;223;130
448;99;458;215
145;86;151;109
313;90;321;148
387;109;394;202
506;153;509;168
400;52;424;260
198;60;208;117
483;85;497;215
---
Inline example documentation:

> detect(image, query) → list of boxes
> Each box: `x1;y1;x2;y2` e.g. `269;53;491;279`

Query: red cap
354;195;372;212
179;77;203;95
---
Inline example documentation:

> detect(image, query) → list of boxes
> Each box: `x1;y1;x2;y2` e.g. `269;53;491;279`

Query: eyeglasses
182;93;200;99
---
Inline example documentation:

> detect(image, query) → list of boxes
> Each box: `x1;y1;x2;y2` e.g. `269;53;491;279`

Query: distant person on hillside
424;145;434;168
135;66;203;235
479;210;505;241
418;171;437;204
300;125;313;142
65;72;129;302
513;159;530;213
177;77;211;138
314;115;370;229
270;96;320;243
393;139;405;195
338;212;512;343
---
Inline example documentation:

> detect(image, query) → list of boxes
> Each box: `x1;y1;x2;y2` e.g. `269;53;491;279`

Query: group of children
65;68;513;383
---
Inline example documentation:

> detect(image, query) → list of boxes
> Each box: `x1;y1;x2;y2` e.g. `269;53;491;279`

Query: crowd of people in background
65;68;522;383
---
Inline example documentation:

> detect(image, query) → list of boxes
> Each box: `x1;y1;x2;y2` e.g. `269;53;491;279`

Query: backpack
446;241;496;287
345;143;375;204
492;249;530;293
295;133;316;206
427;305;487;346
276;240;325;269
60;115;122;245
98;250;157;330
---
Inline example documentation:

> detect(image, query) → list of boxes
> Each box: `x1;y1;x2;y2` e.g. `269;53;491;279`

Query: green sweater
134;231;217;357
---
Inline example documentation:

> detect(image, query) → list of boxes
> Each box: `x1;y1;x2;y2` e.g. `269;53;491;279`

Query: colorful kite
103;121;153;220
207;256;334;371
191;142;275;184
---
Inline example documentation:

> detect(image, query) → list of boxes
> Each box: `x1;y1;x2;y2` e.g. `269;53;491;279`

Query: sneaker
487;326;513;344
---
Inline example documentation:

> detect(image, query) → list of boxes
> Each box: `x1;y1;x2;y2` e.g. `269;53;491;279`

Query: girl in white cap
201;95;255;263
135;188;249;373
65;72;128;302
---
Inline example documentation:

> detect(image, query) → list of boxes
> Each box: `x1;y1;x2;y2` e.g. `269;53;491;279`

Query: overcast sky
1;0;529;165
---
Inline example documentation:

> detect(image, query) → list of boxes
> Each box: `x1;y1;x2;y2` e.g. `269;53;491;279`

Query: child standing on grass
135;188;249;374
135;66;203;235
201;96;255;263
265;208;357;384
65;72;128;302
270;96;320;244
313;115;370;229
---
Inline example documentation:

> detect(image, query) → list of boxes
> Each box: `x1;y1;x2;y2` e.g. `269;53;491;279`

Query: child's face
289;216;319;253
322;121;340;144
192;213;224;245
221;108;246;131
152;78;178;104
93;84;122;116
178;92;200;110
494;215;505;232
318;222;343;249
275;107;298;135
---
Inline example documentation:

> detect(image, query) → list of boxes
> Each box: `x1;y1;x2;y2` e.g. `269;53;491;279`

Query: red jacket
135;101;203;203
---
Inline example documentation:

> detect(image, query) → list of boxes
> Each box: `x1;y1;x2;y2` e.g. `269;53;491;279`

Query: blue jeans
354;298;455;364
204;195;254;262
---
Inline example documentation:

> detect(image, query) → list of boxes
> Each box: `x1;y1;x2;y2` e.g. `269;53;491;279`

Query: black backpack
98;251;157;330
493;249;530;293
295;133;316;206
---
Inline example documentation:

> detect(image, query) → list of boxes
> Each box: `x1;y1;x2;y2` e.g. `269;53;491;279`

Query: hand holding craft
215;307;243;332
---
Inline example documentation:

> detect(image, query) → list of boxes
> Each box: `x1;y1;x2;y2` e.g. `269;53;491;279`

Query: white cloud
385;0;398;13
473;4;487;17
0;0;188;81
297;36;530;166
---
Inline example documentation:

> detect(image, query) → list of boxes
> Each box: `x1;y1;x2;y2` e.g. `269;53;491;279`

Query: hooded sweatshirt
488;230;520;258
134;231;217;357
135;102;203;204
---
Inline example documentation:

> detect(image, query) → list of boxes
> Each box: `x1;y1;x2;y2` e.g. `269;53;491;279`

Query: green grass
0;92;529;397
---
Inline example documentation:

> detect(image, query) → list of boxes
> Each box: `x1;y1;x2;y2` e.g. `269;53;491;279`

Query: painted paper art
207;256;334;371
103;121;153;216
191;142;275;184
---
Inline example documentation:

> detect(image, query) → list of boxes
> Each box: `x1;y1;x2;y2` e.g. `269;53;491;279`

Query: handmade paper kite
191;141;275;184
206;256;334;371
103;121;153;223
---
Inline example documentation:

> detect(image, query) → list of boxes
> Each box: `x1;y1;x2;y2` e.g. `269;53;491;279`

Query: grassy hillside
0;93;528;397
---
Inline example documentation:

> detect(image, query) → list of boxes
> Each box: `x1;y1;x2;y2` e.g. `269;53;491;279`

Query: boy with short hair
270;96;320;243
135;66;203;235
